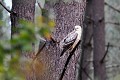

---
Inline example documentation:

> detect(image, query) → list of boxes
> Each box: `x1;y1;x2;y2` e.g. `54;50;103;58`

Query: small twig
105;2;120;13
0;1;11;13
32;41;46;62
37;1;42;9
100;42;110;63
0;1;16;15
50;36;59;44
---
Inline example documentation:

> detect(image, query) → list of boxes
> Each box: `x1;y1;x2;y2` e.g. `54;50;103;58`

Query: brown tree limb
100;42;110;63
105;2;120;13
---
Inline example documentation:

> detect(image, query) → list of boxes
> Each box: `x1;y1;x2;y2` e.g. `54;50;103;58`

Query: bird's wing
62;32;78;48
60;32;78;56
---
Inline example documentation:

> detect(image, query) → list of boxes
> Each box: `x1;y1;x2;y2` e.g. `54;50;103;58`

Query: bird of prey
59;25;82;56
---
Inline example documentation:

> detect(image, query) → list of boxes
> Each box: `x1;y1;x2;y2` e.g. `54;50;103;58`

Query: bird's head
74;25;82;31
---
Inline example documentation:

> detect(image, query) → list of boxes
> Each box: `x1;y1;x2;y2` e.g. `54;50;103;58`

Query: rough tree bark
11;0;36;36
36;0;86;80
78;0;93;80
92;0;106;80
10;0;36;79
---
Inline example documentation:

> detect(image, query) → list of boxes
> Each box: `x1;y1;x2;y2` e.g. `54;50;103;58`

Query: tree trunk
10;0;36;54
78;0;93;80
11;0;36;36
10;0;36;80
92;0;106;80
36;0;86;80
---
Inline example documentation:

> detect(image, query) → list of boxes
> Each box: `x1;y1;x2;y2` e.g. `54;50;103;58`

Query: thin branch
50;36;60;44
0;1;11;13
59;41;80;80
32;41;46;62
105;2;120;13
0;1;16;15
37;1;42;9
100;42;110;63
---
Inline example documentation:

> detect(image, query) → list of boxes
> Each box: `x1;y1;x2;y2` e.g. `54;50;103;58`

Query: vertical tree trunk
11;0;36;36
10;0;36;80
92;0;106;80
37;0;86;80
78;0;93;80
10;0;36;53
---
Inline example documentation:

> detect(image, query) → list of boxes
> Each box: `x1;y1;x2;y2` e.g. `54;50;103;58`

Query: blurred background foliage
0;0;55;80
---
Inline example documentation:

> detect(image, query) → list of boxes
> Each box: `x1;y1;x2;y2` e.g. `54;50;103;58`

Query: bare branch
32;40;46;62
0;1;16;15
37;1;42;9
105;2;120;13
0;1;11;13
100;42;110;63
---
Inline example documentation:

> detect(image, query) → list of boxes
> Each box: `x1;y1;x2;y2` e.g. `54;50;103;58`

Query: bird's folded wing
62;32;78;48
